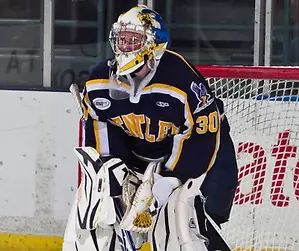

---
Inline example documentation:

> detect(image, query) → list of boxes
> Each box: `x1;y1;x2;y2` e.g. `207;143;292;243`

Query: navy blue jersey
82;50;231;181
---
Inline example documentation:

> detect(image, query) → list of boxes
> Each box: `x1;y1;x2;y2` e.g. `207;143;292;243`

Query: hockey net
195;65;299;251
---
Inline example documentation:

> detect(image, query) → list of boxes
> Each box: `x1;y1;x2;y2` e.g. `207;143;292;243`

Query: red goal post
196;65;299;80
195;65;299;251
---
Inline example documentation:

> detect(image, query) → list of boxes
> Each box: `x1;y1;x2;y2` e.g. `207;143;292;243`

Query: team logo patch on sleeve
190;81;214;114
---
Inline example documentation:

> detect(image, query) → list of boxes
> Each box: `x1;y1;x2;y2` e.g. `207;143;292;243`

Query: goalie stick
69;83;84;118
69;83;137;251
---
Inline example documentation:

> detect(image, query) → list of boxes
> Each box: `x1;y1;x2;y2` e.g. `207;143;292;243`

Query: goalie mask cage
195;65;299;251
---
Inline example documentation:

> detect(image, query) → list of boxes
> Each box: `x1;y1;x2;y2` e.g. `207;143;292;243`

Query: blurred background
0;0;297;89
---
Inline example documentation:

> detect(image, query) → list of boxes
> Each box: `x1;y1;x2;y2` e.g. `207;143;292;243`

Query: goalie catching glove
120;162;181;233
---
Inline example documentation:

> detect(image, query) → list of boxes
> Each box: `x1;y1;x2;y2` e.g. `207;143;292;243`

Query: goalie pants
198;133;238;250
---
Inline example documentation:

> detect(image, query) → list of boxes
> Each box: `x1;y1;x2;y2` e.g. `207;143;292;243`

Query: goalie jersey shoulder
83;50;225;120
157;50;222;115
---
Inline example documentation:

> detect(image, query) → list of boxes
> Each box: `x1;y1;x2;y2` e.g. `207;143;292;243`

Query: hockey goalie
64;4;238;251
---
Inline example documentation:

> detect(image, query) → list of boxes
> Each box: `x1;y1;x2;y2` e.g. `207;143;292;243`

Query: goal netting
195;65;299;251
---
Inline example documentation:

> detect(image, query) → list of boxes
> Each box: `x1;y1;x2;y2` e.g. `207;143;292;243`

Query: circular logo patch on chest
93;98;111;110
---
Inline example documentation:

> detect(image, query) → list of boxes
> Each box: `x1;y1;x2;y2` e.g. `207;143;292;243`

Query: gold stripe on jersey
86;78;110;92
221;113;226;121
86;78;110;86
168;101;194;170
143;83;187;103
93;120;100;152
166;50;199;77
83;91;90;120
82;89;99;121
86;78;132;91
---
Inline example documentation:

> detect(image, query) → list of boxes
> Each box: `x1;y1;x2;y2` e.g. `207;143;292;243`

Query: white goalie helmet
109;5;169;76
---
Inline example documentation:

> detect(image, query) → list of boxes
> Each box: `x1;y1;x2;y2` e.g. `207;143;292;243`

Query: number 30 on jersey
195;111;219;134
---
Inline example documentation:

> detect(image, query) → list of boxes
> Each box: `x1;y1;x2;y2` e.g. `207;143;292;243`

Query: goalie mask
109;5;169;76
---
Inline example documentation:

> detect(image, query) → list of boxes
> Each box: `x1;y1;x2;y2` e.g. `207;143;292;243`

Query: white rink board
0;90;298;250
0;90;78;236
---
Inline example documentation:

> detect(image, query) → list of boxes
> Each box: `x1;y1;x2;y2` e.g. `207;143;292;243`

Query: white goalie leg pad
175;174;231;251
148;189;208;251
63;198;142;251
63;198;122;251
175;175;209;251
148;188;181;251
75;226;122;251
148;175;209;251
63;200;78;251
74;147;127;230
